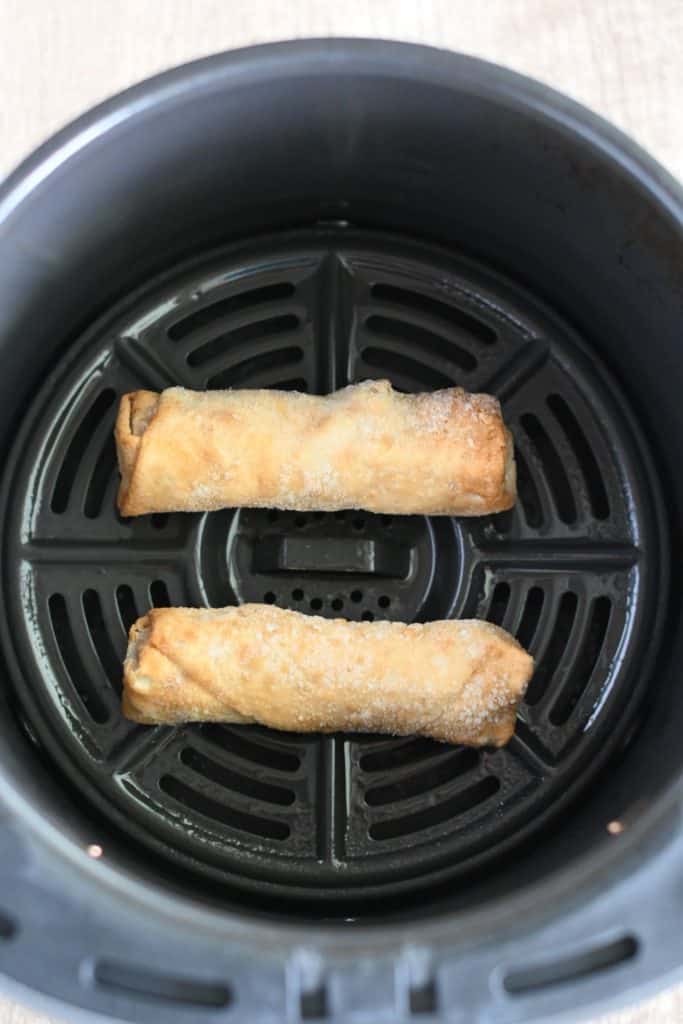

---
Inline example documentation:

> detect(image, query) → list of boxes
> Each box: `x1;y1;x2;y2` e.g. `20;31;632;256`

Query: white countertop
0;1;681;1022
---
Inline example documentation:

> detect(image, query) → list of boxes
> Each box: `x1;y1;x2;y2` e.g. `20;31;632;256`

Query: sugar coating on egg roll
115;381;516;516
122;605;533;747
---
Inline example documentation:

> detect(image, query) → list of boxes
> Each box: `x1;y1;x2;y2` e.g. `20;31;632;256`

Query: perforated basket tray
1;228;661;907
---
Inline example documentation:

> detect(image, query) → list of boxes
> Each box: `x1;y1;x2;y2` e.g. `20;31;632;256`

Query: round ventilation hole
264;592;276;604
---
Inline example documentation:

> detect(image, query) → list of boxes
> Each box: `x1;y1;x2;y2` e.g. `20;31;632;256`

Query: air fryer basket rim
0;37;682;1024
2;36;681;205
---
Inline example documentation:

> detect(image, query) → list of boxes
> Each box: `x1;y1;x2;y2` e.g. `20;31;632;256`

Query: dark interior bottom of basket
0;227;660;912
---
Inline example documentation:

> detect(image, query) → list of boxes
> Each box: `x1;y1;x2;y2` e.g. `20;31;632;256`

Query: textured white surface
0;1;681;1021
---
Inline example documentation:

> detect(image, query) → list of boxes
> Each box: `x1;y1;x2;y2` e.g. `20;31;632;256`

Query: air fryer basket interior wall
0;39;682;1024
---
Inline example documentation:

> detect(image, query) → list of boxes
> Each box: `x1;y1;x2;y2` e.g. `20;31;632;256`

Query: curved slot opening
550;596;611;725
524;592;578;706
485;581;511;626
515;447;543;528
187;313;300;367
51;389;116;513
547;393;610;519
116;584;139;635
366;315;476;371
94;960;231;1007
361;347;454;390
159;775;290;839
49;594;109;723
83;589;122;692
207;345;304;390
490;508;514;535
516;586;545;650
504;935;638;995
487;581;511;627
372;282;496;344
168;281;295;340
180;747;296;806
84;438;116;519
365;748;479;806
149;579;170;607
360;737;444;773
369;776;500;840
520;413;577;524
201;724;301;772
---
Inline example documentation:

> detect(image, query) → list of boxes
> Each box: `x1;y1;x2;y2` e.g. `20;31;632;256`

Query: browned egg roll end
122;611;254;725
116;390;161;515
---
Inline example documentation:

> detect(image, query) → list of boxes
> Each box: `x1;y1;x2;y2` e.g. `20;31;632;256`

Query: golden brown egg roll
115;381;516;516
122;605;533;747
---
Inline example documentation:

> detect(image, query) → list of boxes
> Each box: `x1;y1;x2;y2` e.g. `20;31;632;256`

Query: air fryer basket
0;39;681;1024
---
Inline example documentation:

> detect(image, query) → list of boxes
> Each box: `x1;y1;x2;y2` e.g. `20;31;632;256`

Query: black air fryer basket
0;40;681;1024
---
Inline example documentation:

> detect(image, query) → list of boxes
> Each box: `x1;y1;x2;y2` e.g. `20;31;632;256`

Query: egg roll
115;381;516;516
123;605;533;747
